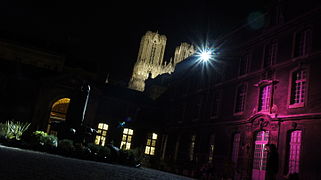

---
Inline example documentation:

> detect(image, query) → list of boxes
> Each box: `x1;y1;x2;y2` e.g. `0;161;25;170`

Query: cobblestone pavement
0;145;195;180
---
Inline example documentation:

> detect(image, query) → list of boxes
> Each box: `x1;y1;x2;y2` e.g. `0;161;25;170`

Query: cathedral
128;31;195;91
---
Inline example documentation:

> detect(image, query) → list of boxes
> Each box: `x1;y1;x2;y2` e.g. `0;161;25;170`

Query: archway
47;98;70;135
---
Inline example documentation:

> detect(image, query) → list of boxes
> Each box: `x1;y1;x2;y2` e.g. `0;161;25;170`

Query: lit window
95;123;108;146
294;29;311;57
231;133;241;164
145;133;158;155
234;84;246;114
252;131;269;177
189;135;196;161
120;128;133;150
290;69;306;108
259;84;272;112
208;134;215;163
288;130;302;174
263;40;277;68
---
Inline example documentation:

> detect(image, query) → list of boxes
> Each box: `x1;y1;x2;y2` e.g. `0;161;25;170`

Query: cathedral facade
128;31;195;91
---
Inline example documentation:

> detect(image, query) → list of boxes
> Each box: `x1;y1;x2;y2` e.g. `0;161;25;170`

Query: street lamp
196;48;215;63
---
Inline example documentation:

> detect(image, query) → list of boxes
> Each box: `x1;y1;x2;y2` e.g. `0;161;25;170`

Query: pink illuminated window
259;85;272;112
290;70;306;107
235;84;246;114
294;29;311;57
288;130;302;174
231;133;240;164
252;131;269;180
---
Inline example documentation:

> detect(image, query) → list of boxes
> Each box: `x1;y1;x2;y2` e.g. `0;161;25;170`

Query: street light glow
196;48;214;63
200;50;211;61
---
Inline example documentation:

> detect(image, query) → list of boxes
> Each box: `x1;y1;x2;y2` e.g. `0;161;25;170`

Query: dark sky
0;1;269;83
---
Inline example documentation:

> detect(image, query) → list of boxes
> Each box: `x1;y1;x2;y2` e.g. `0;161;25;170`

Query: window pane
103;124;108;130
150;147;155;155
152;133;157;140
145;146;150;154
123;128;128;134
152;140;156;147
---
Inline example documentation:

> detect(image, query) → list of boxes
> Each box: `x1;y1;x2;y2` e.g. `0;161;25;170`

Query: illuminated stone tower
128;31;195;91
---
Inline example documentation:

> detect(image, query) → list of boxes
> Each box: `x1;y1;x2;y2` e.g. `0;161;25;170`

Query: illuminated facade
128;31;195;91
144;3;321;179
1;2;321;180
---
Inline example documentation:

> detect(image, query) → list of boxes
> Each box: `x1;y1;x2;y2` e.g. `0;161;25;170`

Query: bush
58;139;75;155
2;120;30;140
87;143;111;162
31;131;58;148
119;147;142;167
0;123;7;138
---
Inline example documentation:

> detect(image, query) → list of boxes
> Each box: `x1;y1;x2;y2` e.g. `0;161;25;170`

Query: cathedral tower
128;31;195;92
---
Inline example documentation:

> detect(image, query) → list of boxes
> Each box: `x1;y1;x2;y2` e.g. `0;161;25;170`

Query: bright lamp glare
200;51;211;61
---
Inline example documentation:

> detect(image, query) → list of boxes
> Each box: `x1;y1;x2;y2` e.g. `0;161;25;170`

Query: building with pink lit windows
145;2;321;179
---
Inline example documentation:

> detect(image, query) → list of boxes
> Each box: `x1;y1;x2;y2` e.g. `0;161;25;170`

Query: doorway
252;131;269;180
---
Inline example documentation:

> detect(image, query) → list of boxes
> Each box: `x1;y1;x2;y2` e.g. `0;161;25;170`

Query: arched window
47;98;70;135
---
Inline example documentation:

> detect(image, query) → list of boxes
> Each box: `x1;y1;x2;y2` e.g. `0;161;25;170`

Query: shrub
87;143;111;161
4;120;30;140
58;139;75;155
119;147;143;167
31;131;58;148
0;123;7;138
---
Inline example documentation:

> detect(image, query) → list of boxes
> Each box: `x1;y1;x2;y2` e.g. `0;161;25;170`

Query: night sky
0;1;269;83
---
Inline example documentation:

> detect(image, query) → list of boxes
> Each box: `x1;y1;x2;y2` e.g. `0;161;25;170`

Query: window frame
120;128;134;150
288;67;309;109
95;123;109;146
238;53;250;76
262;39;278;68
231;133;241;165
234;83;247;115
292;28;312;59
145;133;158;155
257;82;273;113
285;129;303;175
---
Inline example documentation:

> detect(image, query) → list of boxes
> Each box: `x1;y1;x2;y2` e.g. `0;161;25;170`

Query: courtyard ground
0;145;195;180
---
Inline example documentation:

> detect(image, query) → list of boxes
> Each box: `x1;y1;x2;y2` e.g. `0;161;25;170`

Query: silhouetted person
266;144;279;180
